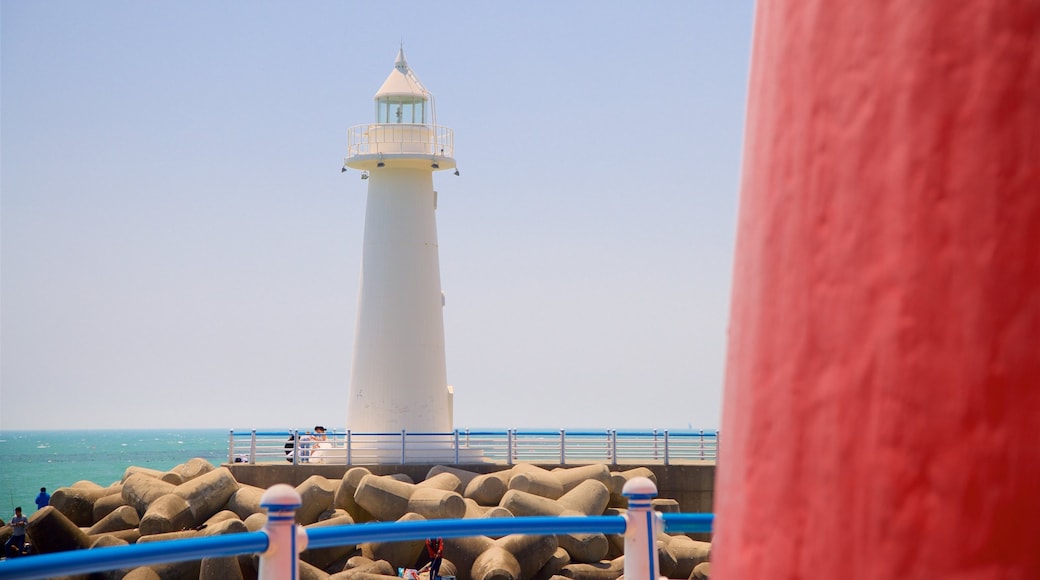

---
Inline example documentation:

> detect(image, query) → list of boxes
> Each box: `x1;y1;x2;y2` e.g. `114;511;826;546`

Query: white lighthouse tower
343;48;455;434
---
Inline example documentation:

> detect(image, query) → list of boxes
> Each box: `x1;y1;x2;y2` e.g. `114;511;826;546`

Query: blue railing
0;481;712;580
231;428;719;465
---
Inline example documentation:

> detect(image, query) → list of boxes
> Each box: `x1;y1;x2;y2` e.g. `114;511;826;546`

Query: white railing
346;123;454;158
228;428;718;466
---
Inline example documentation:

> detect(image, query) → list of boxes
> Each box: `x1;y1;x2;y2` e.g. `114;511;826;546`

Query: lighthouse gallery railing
346;123;454;158
228;428;719;465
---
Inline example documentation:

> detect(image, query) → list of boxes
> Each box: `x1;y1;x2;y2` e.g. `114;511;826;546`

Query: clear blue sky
1;1;755;431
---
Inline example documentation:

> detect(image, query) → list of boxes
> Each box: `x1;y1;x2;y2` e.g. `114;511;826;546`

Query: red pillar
715;2;1040;578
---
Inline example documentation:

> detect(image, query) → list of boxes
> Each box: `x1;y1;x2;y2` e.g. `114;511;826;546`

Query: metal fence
229;428;719;466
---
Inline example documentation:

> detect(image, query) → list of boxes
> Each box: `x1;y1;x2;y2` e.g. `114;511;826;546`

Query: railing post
622;477;662;580
250;430;257;465
258;484;306;580
611;429;618;465
560;429;566;465
454;429;460;464
292;430;299;465
507;429;514;465
652;429;659;460
401;429;407;463
346;430;352;465
699;429;705;461
228;429;235;464
663;430;670;466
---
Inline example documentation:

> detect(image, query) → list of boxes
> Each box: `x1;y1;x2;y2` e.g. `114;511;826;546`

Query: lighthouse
343;48;455;434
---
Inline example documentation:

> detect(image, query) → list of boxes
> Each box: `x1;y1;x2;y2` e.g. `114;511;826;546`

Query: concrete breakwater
1;460;715;580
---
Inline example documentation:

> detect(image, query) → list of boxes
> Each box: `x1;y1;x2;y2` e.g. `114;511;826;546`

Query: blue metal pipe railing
0;531;268;580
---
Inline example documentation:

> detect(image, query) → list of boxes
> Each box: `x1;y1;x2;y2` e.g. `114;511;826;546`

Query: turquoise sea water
0;429;230;516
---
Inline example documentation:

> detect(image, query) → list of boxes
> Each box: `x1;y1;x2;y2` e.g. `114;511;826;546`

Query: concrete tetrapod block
296;475;337;525
90;533;129;549
25;506;92;554
499;489;565;517
471;545;522;580
656;539;678;579
464;473;509;506
464;498;489;519
556;529;609;565
552;464;612;494
533;546;571;580
651;498;679;513
664;535;711;579
408;486;466;520
319;508;351;521
72;479;106;491
331;573;399;580
360;512;427;570
557;556;624;580
159;471;185;485
691;561;711;579
89;528;141;546
226;483;266;519
123;568;162;580
499;489;607;564
92;488;128;523
87;504;141;534
200;555;244;580
354;474;414;522
299;559;332;580
172;466;240;526
50;485;108;527
426;465;482;490
202;509;240;528
497;533;559;579
144;518;249;580
243;512;267;532
335;467;377;522
177;457;216;481
557;480;610;516
140;493;194;536
301;514;357;570
607;468;655;507
417;471;463;492
122;466;166;482
443;534;496;580
507;465;565;499
122;473;176;517
341;555;397;576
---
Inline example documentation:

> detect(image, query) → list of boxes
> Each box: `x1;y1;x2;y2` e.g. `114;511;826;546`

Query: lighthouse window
378;101;388;123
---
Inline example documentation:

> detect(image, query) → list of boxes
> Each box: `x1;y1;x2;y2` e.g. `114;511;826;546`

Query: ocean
0;429;231;517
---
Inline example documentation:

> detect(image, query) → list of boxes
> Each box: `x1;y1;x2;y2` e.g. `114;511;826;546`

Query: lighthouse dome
374;48;430;124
